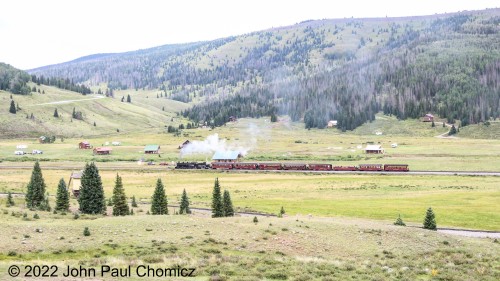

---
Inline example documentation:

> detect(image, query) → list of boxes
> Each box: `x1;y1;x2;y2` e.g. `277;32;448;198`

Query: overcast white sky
0;0;498;70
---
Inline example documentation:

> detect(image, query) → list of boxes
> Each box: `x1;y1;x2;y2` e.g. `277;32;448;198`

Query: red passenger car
383;164;409;172
309;164;333;171
234;162;259;170
333;166;358;171
358;164;384;171
258;163;282;170
211;162;234;170
282;163;308;170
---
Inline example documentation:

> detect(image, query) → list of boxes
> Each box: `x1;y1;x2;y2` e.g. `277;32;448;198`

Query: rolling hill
18;9;500;131
0;84;189;138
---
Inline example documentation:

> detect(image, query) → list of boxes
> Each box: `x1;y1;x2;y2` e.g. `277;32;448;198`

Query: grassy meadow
1;169;499;231
0;206;498;280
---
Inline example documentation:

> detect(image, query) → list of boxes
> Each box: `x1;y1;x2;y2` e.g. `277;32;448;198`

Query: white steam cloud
180;133;252;158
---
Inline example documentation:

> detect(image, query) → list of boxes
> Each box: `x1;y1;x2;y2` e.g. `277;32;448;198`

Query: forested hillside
28;9;500;130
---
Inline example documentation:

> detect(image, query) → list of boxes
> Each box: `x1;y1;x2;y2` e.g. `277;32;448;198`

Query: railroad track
1;164;499;176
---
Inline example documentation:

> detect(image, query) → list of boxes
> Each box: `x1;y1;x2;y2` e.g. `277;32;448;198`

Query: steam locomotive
175;162;409;172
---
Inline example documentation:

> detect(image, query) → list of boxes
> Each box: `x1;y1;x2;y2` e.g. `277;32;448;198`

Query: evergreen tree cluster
0;62;31;95
31;75;91;95
211;178;234;218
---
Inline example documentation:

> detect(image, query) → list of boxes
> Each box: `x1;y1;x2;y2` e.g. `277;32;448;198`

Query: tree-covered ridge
28;9;500;129
0;63;31;95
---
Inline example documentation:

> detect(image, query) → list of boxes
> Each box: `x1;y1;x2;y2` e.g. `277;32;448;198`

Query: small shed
79;141;91;149
68;171;82;198
327;120;338;128
212;151;242;162
144;144;160;154
365;144;384;154
421;114;434;122
178;140;190;149
93;147;112;155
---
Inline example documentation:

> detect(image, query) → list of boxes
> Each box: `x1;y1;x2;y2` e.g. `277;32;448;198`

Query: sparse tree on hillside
55;178;69;212
271;113;278;122
423;207;437;230
222;190;234;217
53;108;59;118
6;192;14;207
9;100;16;114
151;178;168;215
431;120;435;127
211;178;224;218
179;189;191;214
78;162;106;214
112;174;129;216
126;94;131;103
280;206;286;217
131;195;138;207
25;161;46;209
121;96;124;102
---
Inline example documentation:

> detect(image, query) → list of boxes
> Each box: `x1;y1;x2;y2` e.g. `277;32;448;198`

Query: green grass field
1;168;498;231
0;208;498;280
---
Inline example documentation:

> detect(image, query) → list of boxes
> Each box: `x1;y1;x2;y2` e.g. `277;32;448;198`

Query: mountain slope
0;84;189;138
28;9;500;130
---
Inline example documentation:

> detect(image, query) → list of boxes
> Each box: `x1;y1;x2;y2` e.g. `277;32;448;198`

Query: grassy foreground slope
0;84;189;138
0;204;498;280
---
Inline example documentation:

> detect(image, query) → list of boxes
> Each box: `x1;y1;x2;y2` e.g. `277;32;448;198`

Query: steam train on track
175;162;409;172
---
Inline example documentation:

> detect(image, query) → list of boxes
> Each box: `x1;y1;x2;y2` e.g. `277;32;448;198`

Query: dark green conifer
222;190;234;217
131;195;138;207
112;174;129;216
78;162;106;214
151;178;168;215
9;100;16;114
423;207;437;230
211;178;224;218
179;189;191;214
25;161;46;209
6;192;14;207
394;214;406;226
55;178;69;212
53;108;59;118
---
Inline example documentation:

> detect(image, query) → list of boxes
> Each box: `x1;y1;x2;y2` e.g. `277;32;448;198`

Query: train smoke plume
179;133;252;157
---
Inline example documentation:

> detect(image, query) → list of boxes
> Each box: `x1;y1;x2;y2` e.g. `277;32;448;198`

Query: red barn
93;147;112;155
79;141;91;149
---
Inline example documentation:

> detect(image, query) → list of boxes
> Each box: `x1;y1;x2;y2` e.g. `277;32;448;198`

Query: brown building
93;147;112;155
68;171;82;198
364;144;384;154
421;114;434;122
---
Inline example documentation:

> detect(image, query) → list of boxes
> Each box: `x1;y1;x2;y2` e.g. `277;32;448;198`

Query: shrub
83;227;91;236
33;213;40;219
394;214;406;226
253;216;259;223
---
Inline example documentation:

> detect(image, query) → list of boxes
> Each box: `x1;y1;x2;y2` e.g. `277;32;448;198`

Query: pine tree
6;192;14;207
78;162;106;214
53;108;59;118
9;100;16;114
126;94;131;103
253;216;259;223
280;206;286;216
131;195;138;207
25;161;46;209
211;178;224;218
271;113;278;122
448;125;457;136
112;174;129;216
93;121;96;127
222;190;234;217
72;107;76;118
423;207;437;230
431;121;435;127
179;189;191;214
55;178;69;212
151;178;168;215
394;214;406;226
